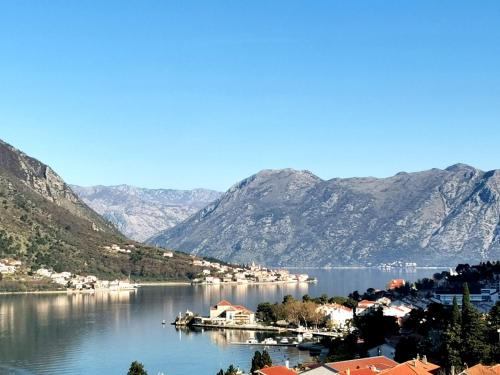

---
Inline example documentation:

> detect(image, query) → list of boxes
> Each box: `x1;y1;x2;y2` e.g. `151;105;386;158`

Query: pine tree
225;365;238;375
460;283;489;366
261;350;272;367
251;351;263;373
443;297;462;370
488;301;500;362
127;361;148;375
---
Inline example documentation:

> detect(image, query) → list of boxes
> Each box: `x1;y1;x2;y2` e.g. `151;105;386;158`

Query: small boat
261;338;277;345
279;338;289;344
246;339;258;344
161;320;166;325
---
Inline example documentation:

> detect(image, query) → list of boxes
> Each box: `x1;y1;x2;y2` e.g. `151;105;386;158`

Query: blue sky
1;1;499;191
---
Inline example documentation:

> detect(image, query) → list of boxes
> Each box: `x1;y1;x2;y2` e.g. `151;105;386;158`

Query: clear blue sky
1;1;499;191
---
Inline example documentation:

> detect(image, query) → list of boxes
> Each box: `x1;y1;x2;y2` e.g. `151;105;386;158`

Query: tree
216;370;224;375
488;301;500;362
251;351;263;373
460;283;489;366
261;350;272;367
282;295;295;304
395;336;421;362
251;350;272;372
224;365;238;375
354;307;399;348
127;361;148;375
256;303;277;324
443;297;462;370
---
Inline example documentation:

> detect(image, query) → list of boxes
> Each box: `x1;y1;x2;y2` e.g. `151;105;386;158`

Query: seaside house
316;303;353;329
36;268;52;278
299;365;337;374
355;300;379;315
256;365;297;375
326;356;398;373
378;356;440;375
387;279;406;290
382;305;412;324
458;364;500;375
0;262;16;274
208;300;255;325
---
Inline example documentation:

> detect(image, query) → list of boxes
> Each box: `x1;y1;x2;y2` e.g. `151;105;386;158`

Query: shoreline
283;266;450;270
138;281;191;286
0;289;66;296
192;279;317;286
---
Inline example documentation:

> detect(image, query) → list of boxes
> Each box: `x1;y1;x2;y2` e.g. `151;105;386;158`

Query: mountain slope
0;139;207;280
148;166;500;266
71;185;221;241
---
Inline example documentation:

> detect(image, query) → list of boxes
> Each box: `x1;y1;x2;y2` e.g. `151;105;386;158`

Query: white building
208;300;255;325
317;303;353;329
435;288;499;305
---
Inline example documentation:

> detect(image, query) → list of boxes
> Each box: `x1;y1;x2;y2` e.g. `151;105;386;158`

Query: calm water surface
0;268;442;375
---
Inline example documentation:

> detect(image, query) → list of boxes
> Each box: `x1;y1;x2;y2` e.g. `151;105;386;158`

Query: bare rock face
0;139;114;232
148;165;500;266
71;184;222;241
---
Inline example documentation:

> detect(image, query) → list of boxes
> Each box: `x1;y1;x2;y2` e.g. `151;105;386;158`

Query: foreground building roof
256;366;298;375
460;364;500;375
326;356;398;372
378;358;440;375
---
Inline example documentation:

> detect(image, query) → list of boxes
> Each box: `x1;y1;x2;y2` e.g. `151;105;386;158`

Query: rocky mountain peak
71;184;222;241
149;164;500;267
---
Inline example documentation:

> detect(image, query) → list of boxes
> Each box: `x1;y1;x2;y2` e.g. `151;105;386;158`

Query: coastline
0;289;66;296
138;281;191;286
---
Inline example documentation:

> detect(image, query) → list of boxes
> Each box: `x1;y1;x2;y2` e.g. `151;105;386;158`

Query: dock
230;342;298;347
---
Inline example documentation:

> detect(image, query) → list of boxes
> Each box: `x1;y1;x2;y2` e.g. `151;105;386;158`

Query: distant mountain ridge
71;184;222;241
0;139;216;280
148;165;500;266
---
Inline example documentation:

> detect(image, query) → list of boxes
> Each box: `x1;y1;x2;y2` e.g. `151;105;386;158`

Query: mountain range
71;185;221;241
148;165;500;267
0;139;209;280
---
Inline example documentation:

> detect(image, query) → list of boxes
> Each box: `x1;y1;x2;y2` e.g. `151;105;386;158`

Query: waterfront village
0;243;314;292
172;262;500;375
190;260;315;285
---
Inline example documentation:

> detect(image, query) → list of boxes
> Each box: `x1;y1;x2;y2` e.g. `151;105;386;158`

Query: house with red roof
458;364;500;375
356;300;380;315
387;279;406;290
255;365;298;375
208;300;255;325
378;356;440;375
326;355;398;373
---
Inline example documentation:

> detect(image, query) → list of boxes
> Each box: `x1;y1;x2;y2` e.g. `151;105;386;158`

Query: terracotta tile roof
379;359;440;375
216;300;233;306
461;364;500;375
257;366;298;375
326;356;398;372
346;368;379;375
357;300;377;308
387;279;406;290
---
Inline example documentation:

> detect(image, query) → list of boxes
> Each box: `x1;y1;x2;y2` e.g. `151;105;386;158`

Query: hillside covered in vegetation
0;139;207;283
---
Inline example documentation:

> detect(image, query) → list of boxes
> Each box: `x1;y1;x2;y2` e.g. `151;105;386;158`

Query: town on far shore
0;243;316;293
